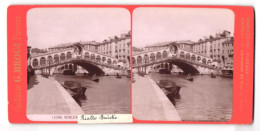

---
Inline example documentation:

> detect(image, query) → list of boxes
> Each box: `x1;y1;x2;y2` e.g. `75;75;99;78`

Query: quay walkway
132;74;181;121
27;75;84;120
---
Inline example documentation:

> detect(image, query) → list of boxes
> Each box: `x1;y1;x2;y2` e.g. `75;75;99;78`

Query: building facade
192;30;233;68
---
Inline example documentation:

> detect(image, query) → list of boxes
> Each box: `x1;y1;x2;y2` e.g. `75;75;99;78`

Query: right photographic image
132;8;234;122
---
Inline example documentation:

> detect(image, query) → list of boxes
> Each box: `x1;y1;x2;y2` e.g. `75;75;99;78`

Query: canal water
54;74;131;114
150;72;233;122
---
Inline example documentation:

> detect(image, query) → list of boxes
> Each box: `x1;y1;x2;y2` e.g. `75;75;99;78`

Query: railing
32;57;120;70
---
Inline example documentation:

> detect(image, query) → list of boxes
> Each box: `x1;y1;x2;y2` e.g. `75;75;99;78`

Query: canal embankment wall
27;75;84;121
132;74;181;121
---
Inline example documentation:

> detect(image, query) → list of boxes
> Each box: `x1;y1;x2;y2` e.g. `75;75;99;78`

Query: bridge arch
40;57;46;66
113;60;117;65
102;57;106;62
191;54;196;61
144;54;149;63
132;57;136;65
69;64;73;70
107;58;112;65
67;52;72;60
186;53;191;60
162;51;168;59
60;53;66;61
202;58;206;64
96;55;101;62
65;64;68;69
47;56;53;64
180;51;185;58
137;56;142;64
32;59;38;67
90;54;95;60
150;53;155;62
54;54;59;63
156;52;161;60
197;56;201;62
207;59;211;64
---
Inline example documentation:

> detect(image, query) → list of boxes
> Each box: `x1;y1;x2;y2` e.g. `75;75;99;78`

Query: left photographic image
26;8;131;121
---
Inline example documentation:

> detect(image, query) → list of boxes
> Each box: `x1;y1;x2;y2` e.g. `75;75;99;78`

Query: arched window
85;52;90;59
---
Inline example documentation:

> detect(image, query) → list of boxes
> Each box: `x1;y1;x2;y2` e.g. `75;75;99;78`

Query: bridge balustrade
32;56;120;70
132;55;215;69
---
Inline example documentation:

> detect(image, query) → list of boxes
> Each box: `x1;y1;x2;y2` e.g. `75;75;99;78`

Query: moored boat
126;69;131;78
92;74;99;82
221;69;233;78
186;74;193;81
210;73;216;78
116;73;122;78
156;80;181;96
60;81;87;99
186;78;193;81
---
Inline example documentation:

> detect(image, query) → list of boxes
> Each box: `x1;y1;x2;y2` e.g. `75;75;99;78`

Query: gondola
92;74;99;82
59;81;87;99
156;80;181;96
186;78;193;81
93;79;99;82
221;69;233;78
210;73;216;78
116;73;122;78
186;73;193;81
116;76;122;78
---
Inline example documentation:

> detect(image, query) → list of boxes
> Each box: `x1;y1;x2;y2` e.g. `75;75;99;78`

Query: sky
27;8;130;49
133;8;235;47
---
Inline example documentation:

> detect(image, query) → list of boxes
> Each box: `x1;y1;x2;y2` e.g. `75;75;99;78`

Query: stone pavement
132;74;181;121
27;75;84;117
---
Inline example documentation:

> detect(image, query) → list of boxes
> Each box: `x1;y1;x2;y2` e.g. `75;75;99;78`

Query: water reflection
150;73;233;121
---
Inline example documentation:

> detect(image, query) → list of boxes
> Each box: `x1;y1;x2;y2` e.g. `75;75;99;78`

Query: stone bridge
132;44;217;75
29;43;121;75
